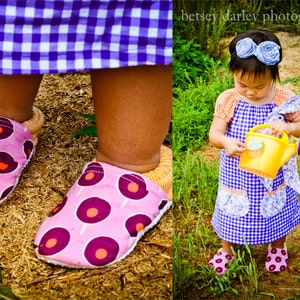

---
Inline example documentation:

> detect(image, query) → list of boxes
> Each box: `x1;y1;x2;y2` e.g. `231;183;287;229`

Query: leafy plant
173;33;215;89
73;114;97;137
173;66;233;154
282;76;300;87
173;0;234;60
204;253;245;296
0;269;20;300
173;2;300;299
173;151;219;299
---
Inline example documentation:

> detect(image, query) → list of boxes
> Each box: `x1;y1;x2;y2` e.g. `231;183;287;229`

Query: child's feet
208;249;234;275
265;245;288;272
34;160;171;268
0;107;44;203
0;116;34;203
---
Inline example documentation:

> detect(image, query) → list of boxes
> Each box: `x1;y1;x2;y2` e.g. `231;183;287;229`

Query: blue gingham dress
0;1;172;74
212;100;300;245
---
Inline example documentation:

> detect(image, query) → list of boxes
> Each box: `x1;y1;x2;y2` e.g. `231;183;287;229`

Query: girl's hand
270;119;289;135
223;136;246;158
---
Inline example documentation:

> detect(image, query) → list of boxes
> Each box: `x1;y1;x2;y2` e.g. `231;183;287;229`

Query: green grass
282;76;300;87
173;150;278;299
172;70;300;299
0;268;20;300
173;2;300;297
172;65;233;155
173;150;219;297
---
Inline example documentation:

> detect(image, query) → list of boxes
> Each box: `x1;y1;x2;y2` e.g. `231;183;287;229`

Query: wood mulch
0;73;172;300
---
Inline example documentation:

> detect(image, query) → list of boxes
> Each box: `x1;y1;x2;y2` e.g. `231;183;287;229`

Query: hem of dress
0;60;172;75
212;219;300;246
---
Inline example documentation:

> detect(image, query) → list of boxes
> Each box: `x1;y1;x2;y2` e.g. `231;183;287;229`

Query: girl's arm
271;113;300;137
209;117;246;158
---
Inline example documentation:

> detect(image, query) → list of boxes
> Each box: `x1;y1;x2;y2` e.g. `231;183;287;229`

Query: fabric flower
256;41;280;66
235;37;280;66
236;37;257;59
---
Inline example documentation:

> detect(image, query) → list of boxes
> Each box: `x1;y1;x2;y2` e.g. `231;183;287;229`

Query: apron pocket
261;184;286;218
217;185;249;217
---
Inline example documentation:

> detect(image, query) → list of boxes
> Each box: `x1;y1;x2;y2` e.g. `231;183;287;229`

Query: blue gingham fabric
0;0;172;74
212;99;300;245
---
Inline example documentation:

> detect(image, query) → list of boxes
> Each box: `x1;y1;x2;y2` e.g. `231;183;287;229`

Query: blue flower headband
235;37;281;66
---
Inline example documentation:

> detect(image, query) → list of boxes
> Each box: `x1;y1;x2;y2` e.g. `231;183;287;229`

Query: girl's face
233;70;274;104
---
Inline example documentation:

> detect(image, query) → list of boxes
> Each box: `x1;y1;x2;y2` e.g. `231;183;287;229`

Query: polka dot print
158;199;168;210
118;173;149;200
208;251;234;275
0;152;18;174
0;118;14;140
265;248;288;272
76;197;111;224
84;236;119;267
0;185;14;200
49;196;68;217
23;140;34;160
78;162;104;186
125;214;152;237
35;161;170;268
0;117;35;204
37;227;71;256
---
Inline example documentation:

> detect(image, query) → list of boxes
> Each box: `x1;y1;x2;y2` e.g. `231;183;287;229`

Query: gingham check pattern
0;0;172;74
212;99;300;245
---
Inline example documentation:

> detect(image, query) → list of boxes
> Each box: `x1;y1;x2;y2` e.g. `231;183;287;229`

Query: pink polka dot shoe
208;249;234;275
34;161;171;268
265;245;288;272
0;117;34;204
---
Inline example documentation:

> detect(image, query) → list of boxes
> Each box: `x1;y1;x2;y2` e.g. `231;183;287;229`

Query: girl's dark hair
229;29;282;81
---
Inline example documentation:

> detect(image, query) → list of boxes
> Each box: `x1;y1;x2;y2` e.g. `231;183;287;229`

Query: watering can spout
238;124;299;179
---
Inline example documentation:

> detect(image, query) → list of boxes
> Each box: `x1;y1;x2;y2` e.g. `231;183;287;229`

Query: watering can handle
249;123;289;143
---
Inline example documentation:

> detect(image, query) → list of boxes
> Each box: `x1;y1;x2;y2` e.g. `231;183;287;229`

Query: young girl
0;1;172;268
208;29;300;275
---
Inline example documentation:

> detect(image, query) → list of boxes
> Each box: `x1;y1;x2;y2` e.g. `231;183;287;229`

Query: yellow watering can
238;124;299;179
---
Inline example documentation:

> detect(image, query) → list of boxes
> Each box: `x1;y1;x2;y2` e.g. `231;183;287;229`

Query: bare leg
222;240;234;254
91;65;172;173
0;75;43;122
271;236;286;248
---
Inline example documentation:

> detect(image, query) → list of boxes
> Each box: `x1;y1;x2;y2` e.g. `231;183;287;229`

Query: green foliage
259;0;300;33
0;269;20;300
174;0;300;64
203;252;245;296
173;0;235;89
173;151;219;298
73;114;97;137
74;125;97;137
204;244;274;298
282;76;300;86
173;150;219;213
173;33;215;89
173;231;199;298
173;66;233;155
173;1;300;298
173;0;234;60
